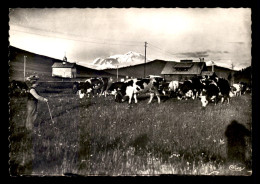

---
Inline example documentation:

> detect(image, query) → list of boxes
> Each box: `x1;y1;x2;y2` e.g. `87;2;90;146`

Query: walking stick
46;101;54;124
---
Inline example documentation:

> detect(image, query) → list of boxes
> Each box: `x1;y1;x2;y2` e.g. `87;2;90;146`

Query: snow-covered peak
92;51;150;69
93;57;102;65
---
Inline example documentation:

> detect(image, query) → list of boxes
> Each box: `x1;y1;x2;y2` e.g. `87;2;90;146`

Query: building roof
174;62;194;68
161;61;207;75
52;62;75;68
201;71;216;76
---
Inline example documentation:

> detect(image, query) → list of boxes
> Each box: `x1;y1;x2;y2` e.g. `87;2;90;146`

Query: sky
9;8;251;70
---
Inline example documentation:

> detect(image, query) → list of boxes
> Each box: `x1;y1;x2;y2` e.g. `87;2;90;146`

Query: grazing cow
76;82;90;98
9;80;28;96
76;77;109;98
176;76;204;100
177;80;192;100
190;76;204;99
106;81;125;102
200;76;231;107
107;81;124;95
177;80;195;100
116;78;161;104
214;77;231;104
200;80;220;107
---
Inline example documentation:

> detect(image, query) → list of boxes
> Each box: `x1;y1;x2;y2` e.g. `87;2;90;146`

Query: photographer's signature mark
229;164;245;172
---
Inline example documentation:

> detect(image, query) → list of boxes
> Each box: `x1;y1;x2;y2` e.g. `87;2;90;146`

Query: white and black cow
200;76;231;107
76;77;109;98
176;80;193;100
115;78;161;104
231;83;242;96
176;76;203;100
200;80;220;107
106;81;125;102
231;82;250;96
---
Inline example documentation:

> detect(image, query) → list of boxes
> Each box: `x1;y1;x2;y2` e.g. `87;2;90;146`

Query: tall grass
9;85;252;176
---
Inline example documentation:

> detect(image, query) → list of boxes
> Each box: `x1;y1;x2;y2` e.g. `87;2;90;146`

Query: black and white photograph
8;8;252;176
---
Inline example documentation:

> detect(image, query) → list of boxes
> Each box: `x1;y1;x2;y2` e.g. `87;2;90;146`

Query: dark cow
216;77;231;103
76;77;109;98
177;80;194;100
9;80;28;96
115;78;161;104
239;82;248;94
159;81;170;96
242;82;251;94
190;76;204;99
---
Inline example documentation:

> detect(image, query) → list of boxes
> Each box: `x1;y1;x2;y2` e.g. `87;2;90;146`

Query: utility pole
144;41;147;78
63;51;67;62
231;62;234;85
24;56;27;81
117;65;118;82
211;61;215;72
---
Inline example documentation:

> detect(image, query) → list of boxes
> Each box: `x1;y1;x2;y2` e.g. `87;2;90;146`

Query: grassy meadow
9;82;252;176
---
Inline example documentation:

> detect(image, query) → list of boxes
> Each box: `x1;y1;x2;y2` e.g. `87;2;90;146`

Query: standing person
25;75;48;131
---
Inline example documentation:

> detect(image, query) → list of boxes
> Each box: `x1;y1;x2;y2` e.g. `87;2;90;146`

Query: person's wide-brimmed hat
26;75;39;83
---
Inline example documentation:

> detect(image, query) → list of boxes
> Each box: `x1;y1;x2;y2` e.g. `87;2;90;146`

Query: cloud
174;50;230;60
176;51;209;58
228;42;245;45
206;50;229;54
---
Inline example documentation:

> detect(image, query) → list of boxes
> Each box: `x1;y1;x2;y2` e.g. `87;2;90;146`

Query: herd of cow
8;75;250;108
73;75;251;107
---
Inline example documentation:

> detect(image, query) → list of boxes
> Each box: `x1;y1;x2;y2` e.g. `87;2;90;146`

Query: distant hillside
9;46;55;81
206;65;251;84
8;46;117;82
104;59;170;78
233;66;251;84
206;65;234;79
9;46;245;83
